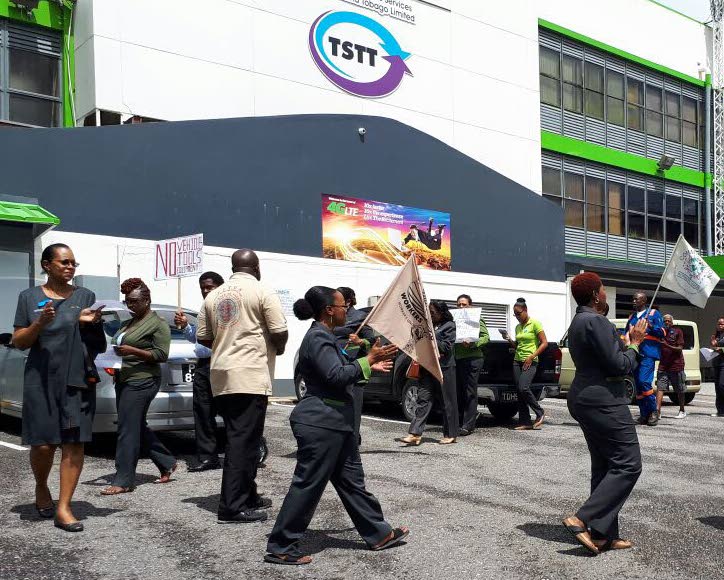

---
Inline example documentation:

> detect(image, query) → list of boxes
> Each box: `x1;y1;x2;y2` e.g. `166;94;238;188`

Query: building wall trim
541;130;709;188
538;18;706;88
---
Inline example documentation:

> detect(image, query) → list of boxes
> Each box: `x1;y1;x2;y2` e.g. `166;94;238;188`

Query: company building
0;0;721;388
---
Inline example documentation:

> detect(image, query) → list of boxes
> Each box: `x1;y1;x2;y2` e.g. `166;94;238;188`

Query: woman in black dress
265;286;407;565
563;272;647;554
13;244;106;532
401;300;458;445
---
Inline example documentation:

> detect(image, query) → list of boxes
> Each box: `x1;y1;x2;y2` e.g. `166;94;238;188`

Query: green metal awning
0;201;59;226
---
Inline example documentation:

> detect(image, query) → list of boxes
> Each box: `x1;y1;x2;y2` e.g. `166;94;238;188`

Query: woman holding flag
265;286;408;566
401;300;459;446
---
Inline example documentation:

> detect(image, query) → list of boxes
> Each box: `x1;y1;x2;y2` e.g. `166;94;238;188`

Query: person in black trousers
175;271;225;471
265;286;407;565
563;271;648;555
401;300;458;446
709;317;724;417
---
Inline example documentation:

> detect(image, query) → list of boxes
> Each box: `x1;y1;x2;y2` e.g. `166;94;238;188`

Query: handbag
80;341;101;389
79;322;106;389
406;360;420;380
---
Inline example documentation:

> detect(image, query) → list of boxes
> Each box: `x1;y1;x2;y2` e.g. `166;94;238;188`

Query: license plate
501;392;518;402
170;363;196;384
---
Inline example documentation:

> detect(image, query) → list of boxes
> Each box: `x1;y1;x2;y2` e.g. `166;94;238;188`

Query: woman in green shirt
101;278;177;495
502;298;548;430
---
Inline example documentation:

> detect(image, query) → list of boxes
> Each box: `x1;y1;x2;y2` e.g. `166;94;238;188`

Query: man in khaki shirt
197;249;288;523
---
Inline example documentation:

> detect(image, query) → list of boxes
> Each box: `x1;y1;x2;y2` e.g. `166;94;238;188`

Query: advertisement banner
154;233;204;281
321;194;451;270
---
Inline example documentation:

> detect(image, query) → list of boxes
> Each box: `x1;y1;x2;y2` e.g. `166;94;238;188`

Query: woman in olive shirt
101;278;176;495
502;298;548;430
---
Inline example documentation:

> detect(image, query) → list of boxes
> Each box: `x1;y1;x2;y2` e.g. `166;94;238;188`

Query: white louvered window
1;20;63;127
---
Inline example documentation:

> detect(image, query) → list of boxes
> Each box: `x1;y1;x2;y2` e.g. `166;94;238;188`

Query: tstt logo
309;11;412;98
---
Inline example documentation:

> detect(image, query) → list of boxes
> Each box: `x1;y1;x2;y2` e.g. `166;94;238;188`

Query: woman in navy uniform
562;272;647;555
265;286;408;565
401;300;458;445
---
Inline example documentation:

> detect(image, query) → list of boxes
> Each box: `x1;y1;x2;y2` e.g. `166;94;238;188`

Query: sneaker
647;414;659;426
636;415;647;425
710;413;724;417
674;411;687;419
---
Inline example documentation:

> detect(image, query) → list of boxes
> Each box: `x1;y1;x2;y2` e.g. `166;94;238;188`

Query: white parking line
0;441;27;451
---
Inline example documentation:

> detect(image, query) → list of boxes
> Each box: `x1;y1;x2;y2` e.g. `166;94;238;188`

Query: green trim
61;4;74;127
645;0;704;24
704;255;724;277
541;131;708;188
0;201;60;226
0;1;64;30
358;357;372;380
538;19;705;88
0;2;75;127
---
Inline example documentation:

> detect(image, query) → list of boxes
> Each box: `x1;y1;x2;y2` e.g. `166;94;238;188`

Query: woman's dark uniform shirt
292;321;371;432
568;306;638;405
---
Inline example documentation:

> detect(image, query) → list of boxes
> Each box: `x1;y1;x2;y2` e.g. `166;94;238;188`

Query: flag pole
645;234;680;317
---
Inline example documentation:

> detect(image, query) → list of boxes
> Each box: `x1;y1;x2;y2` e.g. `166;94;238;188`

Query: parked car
294;324;561;422
558;318;701;405
0;302;200;432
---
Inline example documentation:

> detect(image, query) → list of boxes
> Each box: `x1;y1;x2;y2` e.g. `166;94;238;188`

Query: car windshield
101;309;198;340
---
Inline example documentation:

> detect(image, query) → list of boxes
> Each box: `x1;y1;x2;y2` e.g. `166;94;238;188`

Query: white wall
38;231;568;381
74;0;543;192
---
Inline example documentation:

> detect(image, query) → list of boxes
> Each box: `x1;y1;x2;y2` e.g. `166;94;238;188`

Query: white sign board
452;307;482;343
154;234;204;281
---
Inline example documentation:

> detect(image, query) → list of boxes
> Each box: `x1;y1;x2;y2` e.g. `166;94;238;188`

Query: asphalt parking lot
1;386;723;580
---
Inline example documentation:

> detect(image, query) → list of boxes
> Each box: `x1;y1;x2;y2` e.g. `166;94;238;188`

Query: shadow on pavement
361;449;430;456
11;500;123;521
299;528;379;555
698;516;724;530
182;494;219;514
516;522;577;545
557;546;598;557
81;473;158;487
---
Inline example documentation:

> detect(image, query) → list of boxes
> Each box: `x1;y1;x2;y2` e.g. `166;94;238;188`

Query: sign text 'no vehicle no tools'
154;234;204;281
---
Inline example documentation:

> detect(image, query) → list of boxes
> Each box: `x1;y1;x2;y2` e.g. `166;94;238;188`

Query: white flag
660;235;720;308
358;255;443;383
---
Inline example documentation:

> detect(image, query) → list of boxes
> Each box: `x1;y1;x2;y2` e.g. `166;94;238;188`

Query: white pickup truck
558;319;701;405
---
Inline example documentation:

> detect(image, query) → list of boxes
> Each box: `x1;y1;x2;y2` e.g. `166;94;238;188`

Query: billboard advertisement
321;194;451;270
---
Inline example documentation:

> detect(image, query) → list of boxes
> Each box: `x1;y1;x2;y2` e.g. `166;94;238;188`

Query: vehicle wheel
400;380;420;423
294;373;307;401
668;392;696;406
625;378;636;405
486;402;518;422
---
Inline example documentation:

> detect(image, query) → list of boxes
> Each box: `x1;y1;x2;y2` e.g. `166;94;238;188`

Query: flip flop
595;538;633;552
562;517;599;555
154;463;178;484
533;414;546;430
370;527;410;551
263;553;312;565
100;486;134;496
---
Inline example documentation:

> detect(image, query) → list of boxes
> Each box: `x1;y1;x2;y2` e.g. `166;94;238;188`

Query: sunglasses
55;259;80;268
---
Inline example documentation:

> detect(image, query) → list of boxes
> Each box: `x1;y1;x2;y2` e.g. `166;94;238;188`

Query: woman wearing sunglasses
12;244;106;532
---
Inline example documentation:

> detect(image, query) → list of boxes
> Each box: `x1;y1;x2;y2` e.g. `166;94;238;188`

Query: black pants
714;365;724;414
217;393;267;517
456;357;483;432
568;398;642;541
112;377;176;488
408;369;458;438
266;422;391;557
513;361;543;424
192;360;219;462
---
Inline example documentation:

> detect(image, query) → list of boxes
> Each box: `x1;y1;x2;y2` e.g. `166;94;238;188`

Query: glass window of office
0;20;63;127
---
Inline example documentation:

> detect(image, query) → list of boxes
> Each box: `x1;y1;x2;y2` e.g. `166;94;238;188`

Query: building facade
1;0;722;363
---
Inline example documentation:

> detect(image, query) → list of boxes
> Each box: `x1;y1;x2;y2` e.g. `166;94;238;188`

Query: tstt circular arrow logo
309;11;412;98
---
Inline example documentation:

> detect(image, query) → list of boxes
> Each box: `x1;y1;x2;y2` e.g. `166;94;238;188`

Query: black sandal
562;517;599;555
35;503;55;519
263;553;312;565
370;527;410;551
